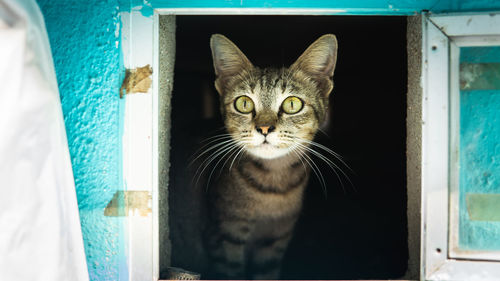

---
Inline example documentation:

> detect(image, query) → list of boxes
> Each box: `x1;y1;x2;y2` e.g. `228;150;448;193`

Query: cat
169;33;338;280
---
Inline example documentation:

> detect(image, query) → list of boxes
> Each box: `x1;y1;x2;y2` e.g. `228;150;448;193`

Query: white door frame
421;13;500;280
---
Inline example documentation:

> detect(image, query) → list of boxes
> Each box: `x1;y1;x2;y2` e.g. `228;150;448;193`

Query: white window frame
122;8;358;281
120;9;157;281
422;13;500;280
122;8;500;281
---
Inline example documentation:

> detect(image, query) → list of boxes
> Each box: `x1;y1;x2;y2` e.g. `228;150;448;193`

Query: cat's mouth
247;142;290;159
247;139;279;150
259;138;278;148
259;142;274;148
244;133;291;159
256;141;284;152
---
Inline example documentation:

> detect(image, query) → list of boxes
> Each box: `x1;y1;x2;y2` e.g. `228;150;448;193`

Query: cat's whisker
236;149;246;166
298;139;355;187
206;143;243;190
192;133;233;157
195;144;238;189
192;141;238;187
317;128;330;138
302;145;345;193
201;126;228;138
189;138;235;166
188;136;234;164
287;142;326;191
217;138;250;175
219;143;244;174
289;135;355;184
293;146;328;197
294;141;352;193
295;143;343;176
200;133;233;143
192;134;233;154
229;143;248;171
287;146;308;175
298;138;355;174
193;136;252;189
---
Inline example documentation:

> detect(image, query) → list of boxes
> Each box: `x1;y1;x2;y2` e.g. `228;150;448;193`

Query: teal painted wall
459;46;500;251
35;0;500;280
36;1;127;280
138;0;500;15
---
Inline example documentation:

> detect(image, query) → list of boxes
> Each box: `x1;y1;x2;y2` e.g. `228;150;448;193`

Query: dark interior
167;15;408;279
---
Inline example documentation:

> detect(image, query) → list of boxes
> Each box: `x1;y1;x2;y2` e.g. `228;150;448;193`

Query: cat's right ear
210;34;253;94
290;34;338;97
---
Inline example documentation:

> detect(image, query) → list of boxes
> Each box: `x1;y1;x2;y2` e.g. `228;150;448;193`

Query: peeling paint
460;63;500;90
466;193;500;221
120;65;153;98
104;191;152;217
131;0;154;17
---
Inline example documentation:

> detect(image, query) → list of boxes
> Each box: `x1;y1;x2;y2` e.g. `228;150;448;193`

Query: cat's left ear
291;34;338;95
210;34;253;94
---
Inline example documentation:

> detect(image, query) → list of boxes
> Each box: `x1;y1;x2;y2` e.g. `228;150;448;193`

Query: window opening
161;15;408;279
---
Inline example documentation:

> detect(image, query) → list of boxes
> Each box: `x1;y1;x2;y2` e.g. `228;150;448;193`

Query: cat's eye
281;96;304;114
234;96;254;114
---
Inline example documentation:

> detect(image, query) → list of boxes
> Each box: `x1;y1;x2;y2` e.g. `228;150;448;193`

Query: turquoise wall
137;0;500;15
459;46;500;251
36;1;127;280
36;0;500;280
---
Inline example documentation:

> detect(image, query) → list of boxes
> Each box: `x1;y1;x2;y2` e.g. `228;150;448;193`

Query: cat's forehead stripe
254;69;292;98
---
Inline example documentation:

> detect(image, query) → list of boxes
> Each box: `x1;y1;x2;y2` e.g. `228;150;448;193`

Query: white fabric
0;0;89;280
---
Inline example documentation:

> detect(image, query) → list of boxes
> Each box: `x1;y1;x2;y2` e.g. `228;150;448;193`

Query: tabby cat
170;34;338;280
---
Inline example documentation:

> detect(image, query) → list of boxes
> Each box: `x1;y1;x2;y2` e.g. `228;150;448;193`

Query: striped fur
200;34;338;279
204;155;308;279
171;34;337;279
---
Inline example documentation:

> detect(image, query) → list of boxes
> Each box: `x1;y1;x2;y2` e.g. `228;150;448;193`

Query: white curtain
0;0;89;280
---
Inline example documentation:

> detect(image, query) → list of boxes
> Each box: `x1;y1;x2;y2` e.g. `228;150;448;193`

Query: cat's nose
256;125;275;136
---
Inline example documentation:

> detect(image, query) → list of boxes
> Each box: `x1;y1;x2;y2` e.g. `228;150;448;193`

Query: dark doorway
166;15;408;279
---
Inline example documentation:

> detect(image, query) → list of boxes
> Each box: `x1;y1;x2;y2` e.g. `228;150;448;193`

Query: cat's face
210;34;337;160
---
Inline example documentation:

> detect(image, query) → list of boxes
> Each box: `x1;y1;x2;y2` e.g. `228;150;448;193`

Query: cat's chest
249;185;306;218
228;158;310;218
238;157;308;188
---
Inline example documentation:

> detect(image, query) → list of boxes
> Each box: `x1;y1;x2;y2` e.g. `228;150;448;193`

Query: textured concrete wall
159;15;176;275
36;1;126;280
405;15;422;281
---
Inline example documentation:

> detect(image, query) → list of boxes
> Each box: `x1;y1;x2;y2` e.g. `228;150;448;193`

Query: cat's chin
246;144;291;160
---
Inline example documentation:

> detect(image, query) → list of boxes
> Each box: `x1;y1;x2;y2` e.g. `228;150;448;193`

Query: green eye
234;96;254;114
281;96;303;114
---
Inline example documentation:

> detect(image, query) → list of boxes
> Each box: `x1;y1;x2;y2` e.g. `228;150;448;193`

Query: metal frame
422;12;500;280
